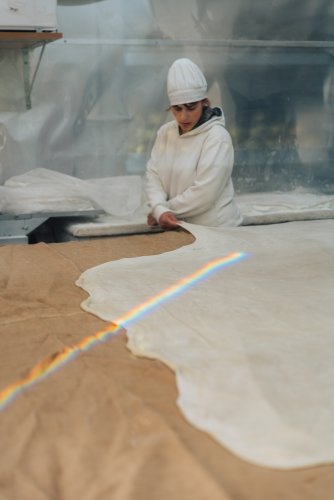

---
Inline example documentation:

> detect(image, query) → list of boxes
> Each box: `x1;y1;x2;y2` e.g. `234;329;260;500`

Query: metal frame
22;43;46;110
0;210;104;245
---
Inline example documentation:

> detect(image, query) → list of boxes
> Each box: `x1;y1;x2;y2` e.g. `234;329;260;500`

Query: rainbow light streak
0;251;248;412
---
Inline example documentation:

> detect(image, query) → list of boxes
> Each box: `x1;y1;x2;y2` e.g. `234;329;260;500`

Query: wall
0;0;333;193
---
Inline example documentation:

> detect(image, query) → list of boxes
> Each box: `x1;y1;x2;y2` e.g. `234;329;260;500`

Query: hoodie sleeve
145;128;170;220
167;128;234;219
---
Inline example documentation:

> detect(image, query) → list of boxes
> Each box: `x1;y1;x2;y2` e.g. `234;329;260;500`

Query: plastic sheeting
0;0;334;197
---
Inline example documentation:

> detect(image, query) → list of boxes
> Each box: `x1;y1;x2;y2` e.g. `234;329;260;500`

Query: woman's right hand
147;213;158;226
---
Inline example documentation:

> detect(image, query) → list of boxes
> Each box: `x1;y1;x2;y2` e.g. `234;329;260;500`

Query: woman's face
170;100;204;133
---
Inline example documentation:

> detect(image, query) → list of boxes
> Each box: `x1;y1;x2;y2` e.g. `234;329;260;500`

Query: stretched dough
77;220;334;468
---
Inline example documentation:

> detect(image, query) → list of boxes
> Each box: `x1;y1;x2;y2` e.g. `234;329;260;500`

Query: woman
146;58;242;229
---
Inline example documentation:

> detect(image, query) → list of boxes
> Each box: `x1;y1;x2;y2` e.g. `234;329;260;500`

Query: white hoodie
145;108;242;227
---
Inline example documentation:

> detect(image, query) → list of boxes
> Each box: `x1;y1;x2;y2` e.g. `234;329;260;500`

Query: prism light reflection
0;251;248;411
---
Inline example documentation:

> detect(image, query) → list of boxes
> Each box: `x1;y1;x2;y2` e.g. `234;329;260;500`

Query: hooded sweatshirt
145;107;242;227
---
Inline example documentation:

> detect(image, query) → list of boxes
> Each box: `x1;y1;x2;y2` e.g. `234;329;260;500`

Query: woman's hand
147;213;158;226
158;211;180;229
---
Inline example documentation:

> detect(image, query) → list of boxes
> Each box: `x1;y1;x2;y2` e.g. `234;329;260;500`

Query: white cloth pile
0;168;144;216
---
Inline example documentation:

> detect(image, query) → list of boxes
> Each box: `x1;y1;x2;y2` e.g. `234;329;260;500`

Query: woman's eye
172;104;196;112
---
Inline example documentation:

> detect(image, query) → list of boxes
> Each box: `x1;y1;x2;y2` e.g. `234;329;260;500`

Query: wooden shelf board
0;31;63;50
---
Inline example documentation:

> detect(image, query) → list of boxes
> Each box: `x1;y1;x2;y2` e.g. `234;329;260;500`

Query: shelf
0;31;62;50
0;31;63;109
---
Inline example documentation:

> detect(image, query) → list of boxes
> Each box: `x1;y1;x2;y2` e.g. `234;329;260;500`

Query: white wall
0;0;333;192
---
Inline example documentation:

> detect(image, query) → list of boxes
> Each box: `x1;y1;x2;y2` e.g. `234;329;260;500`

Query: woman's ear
203;98;210;107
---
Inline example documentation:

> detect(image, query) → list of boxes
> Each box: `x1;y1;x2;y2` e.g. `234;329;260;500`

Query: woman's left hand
158;212;180;229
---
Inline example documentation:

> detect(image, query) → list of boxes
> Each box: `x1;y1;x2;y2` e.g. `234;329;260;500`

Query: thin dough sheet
77;220;334;468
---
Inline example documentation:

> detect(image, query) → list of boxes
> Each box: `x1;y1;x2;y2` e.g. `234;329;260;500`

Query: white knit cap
167;58;207;106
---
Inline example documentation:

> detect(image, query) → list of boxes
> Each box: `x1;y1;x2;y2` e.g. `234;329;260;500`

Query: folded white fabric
237;190;334;224
1;168;144;216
